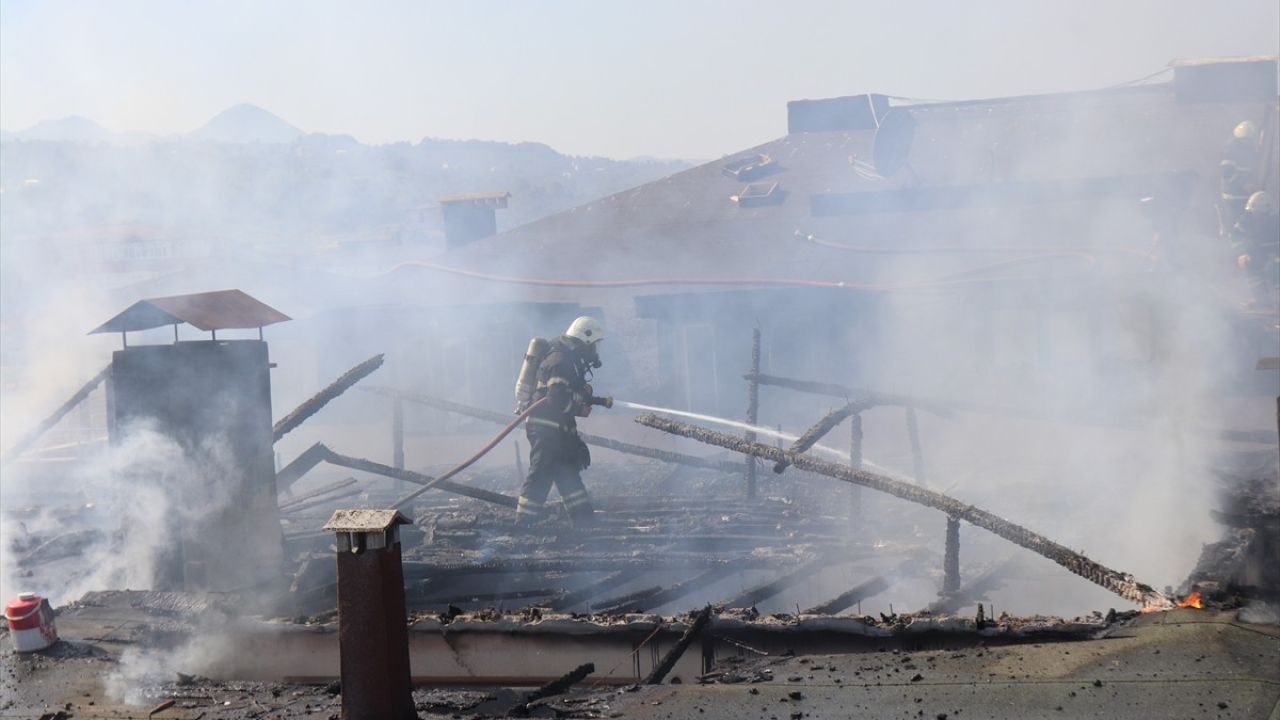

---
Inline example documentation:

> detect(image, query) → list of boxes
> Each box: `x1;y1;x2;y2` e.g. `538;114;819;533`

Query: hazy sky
2;0;1277;159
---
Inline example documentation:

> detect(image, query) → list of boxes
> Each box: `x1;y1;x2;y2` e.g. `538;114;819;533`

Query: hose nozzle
590;395;614;409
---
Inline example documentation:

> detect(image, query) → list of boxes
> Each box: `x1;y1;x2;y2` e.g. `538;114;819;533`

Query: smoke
0;421;247;606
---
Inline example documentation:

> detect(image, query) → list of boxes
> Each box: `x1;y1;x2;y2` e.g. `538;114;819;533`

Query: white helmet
565;316;604;346
1245;190;1274;214
1233;121;1258;141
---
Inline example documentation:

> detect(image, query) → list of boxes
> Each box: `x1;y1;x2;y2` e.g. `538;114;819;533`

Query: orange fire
1177;592;1204;609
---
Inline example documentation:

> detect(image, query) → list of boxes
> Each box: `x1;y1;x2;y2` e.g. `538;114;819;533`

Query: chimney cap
89;289;290;335
322;509;411;534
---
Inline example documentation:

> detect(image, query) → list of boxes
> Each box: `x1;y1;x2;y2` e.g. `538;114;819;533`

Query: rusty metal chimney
322;509;416;720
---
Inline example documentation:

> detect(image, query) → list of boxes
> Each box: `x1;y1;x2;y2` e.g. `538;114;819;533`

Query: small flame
1177;591;1203;610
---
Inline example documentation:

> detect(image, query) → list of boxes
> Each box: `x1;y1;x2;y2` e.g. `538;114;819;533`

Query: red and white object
5;593;58;652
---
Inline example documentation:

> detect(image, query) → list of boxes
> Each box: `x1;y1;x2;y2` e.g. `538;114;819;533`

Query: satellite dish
872;109;916;177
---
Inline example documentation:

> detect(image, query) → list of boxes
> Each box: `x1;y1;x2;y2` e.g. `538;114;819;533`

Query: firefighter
1232;191;1280;308
1220;121;1261;231
516;316;608;526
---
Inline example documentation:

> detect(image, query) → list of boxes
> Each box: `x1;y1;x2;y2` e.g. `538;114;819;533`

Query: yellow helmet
1245;191;1274;214
1234;121;1258;141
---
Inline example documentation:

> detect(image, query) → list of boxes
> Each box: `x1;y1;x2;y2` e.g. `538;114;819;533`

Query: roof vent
721;154;777;181
734;181;783;208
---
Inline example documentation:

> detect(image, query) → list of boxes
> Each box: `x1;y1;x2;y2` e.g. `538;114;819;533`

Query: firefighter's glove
573;386;593;418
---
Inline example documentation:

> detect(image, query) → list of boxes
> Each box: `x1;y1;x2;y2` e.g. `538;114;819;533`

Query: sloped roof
386;77;1275;304
89;289;291;334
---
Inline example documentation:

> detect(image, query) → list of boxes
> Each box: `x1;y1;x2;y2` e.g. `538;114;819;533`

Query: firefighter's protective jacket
528;336;594;433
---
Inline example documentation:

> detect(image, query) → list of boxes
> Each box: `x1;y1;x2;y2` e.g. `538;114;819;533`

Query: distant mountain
11;116;114;144
188;104;303;144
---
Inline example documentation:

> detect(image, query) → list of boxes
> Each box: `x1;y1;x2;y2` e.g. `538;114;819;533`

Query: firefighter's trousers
518;424;594;526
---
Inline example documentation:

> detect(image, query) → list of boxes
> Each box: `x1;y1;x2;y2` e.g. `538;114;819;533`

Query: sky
1;0;1277;159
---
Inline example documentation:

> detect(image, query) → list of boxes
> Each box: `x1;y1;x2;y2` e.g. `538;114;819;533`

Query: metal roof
322;509;410;533
89;289;291;334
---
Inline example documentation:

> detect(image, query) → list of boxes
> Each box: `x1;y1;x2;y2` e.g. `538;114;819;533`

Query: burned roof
89;289;291;334
322;508;410;533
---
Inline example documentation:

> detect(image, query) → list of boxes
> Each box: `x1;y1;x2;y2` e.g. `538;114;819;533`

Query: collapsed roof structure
2;58;1278;718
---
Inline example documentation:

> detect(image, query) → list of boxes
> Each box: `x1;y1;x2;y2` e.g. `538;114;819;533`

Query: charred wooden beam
322;447;517;509
635;414;1166;607
774;400;866;473
279;486;364;515
625;566;738;613
943;516;961;593
745;328;762;499
743;372;953;418
273;354;385;442
551;572;632;610
274;440;516;508
402;555;778;580
279;477;358;510
906;406;927;486
2;364;110;464
362;385;741;473
276;442;332;492
645;606;712;685
722;555;830;608
927;558;1015;614
849;411;864;518
412;587;561;605
595;585;664;613
592;567;739;614
508;662;595;716
805;576;890;615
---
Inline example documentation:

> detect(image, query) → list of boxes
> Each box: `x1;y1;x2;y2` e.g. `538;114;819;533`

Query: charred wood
279;486;365;515
275;442;331;492
402;555;778;580
594;585;664;614
2;364;110;464
362;385;741;473
278;477;358;510
805;576;890;615
927;558;1015;614
551;572;632;610
321;446;517;509
906;406;927;485
272;354;384;442
722;555;830;608
943;516;961;593
508;662;595;716
774;401;866;473
635;414;1166;606
745;328;762;499
645;605;712;685
411;587;561;605
275;441;516;508
742;372;953;418
614;566;739;613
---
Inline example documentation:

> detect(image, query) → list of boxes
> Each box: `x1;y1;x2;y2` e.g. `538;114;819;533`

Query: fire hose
391;396;549;510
